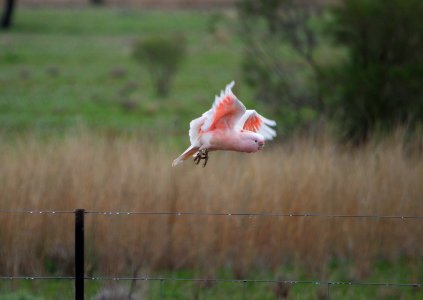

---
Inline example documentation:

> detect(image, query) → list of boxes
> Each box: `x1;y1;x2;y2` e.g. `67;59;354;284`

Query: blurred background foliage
238;0;423;141
237;0;325;134
132;34;187;97
1;0;422;143
324;0;423;143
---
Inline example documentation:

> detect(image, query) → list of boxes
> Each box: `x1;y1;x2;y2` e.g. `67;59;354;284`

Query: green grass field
0;8;254;136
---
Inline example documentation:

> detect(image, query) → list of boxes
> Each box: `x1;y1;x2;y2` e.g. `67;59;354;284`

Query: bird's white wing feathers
188;115;206;145
237;110;277;140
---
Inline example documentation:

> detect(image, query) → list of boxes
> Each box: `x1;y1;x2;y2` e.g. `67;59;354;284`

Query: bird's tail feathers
172;145;199;167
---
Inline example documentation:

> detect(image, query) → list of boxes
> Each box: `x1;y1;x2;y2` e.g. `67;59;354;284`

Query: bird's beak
258;142;265;150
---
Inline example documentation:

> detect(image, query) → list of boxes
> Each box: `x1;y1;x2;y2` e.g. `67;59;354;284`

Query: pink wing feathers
189;82;276;143
238;110;277;140
200;81;246;132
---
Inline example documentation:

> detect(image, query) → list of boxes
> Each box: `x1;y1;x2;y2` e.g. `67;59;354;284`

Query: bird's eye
254;140;257;143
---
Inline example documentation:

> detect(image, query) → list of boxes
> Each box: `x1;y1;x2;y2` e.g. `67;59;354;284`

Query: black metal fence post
75;209;85;300
327;282;331;300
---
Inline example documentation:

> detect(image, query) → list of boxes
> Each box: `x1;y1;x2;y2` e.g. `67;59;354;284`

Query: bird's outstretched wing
238;110;277;140
188;115;206;145
200;81;246;132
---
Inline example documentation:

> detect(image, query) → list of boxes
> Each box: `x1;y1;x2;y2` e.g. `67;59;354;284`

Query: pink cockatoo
172;81;276;167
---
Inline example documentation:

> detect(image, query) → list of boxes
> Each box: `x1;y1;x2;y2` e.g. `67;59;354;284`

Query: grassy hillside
0;8;253;135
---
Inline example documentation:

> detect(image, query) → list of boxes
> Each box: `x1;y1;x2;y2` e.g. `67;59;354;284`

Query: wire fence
1;209;422;219
0;275;421;287
0;208;422;299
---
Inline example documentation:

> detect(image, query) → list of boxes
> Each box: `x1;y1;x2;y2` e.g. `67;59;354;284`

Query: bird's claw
194;149;209;167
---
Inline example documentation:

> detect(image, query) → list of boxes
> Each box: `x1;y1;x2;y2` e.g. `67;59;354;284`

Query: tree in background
237;0;324;134
133;35;187;98
1;0;15;29
90;0;105;5
326;0;423;143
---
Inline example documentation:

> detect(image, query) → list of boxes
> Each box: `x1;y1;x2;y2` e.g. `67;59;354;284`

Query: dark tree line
326;0;423;143
238;0;423;142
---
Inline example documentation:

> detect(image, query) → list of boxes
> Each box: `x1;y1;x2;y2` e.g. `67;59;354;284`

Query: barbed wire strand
0;276;420;287
0;210;74;214
0;209;422;220
85;211;423;220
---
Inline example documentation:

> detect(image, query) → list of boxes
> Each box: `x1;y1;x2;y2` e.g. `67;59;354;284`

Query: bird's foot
194;149;209;167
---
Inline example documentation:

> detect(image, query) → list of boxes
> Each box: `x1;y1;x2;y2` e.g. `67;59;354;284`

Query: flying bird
172;81;276;167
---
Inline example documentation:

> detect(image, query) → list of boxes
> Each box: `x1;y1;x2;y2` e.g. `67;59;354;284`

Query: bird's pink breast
208;130;255;153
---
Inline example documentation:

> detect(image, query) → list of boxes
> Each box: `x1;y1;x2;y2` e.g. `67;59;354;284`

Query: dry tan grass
0;131;422;278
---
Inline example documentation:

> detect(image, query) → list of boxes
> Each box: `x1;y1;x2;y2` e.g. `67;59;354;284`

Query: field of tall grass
0;131;421;282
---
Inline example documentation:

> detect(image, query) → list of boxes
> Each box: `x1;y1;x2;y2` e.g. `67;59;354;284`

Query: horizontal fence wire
0;276;420;287
0;208;421;293
0;210;74;214
0;209;422;219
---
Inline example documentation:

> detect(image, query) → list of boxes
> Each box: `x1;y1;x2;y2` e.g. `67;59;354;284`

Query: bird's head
240;131;265;153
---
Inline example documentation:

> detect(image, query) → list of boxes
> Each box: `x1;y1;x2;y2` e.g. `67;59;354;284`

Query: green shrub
325;0;423;143
237;0;324;133
133;35;187;98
